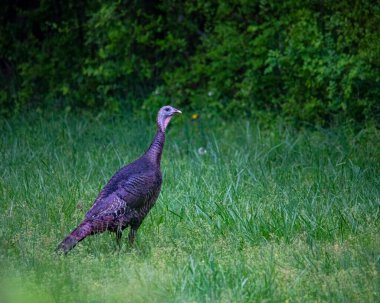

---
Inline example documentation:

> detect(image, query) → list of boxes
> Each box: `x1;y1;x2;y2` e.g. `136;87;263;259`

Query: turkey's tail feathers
56;221;93;255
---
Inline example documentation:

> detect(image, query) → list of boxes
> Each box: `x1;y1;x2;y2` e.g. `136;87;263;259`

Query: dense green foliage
0;113;379;302
1;0;380;123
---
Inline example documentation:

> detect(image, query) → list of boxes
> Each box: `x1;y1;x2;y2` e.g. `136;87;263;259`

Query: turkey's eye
165;107;170;112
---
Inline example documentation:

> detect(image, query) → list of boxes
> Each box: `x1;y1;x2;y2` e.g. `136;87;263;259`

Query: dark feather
56;106;181;254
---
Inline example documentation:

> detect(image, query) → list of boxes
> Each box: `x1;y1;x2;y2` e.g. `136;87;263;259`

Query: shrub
0;0;379;124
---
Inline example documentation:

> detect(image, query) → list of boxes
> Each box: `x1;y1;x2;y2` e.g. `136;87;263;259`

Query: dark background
1;0;379;124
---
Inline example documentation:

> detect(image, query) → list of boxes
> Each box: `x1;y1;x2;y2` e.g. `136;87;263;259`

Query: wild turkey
57;105;182;254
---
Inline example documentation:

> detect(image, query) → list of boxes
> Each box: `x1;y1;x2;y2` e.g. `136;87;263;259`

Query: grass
0;112;379;302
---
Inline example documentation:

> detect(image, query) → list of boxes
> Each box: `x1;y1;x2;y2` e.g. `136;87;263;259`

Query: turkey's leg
128;228;137;244
128;220;142;245
128;222;142;245
115;228;122;249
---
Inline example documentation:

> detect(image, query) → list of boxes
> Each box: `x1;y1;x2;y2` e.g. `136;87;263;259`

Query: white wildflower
198;147;207;155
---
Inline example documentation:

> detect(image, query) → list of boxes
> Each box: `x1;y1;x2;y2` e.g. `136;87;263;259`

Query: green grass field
1;113;379;302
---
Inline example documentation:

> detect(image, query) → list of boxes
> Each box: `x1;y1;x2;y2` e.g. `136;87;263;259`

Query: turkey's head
157;105;182;132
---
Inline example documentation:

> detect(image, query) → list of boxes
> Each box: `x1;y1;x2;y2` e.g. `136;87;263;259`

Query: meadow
0;112;379;302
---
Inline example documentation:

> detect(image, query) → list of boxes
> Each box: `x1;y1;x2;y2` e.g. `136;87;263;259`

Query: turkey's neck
145;129;165;166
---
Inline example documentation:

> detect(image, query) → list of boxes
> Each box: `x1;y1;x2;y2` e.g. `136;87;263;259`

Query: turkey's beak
173;108;182;115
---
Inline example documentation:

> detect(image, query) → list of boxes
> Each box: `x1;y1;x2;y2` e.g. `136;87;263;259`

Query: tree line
1;0;379;124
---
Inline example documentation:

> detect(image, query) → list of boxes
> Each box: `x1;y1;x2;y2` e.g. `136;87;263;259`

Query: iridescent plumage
57;106;181;254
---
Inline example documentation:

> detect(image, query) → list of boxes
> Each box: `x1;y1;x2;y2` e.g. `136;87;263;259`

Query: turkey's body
86;158;162;232
57;106;181;254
